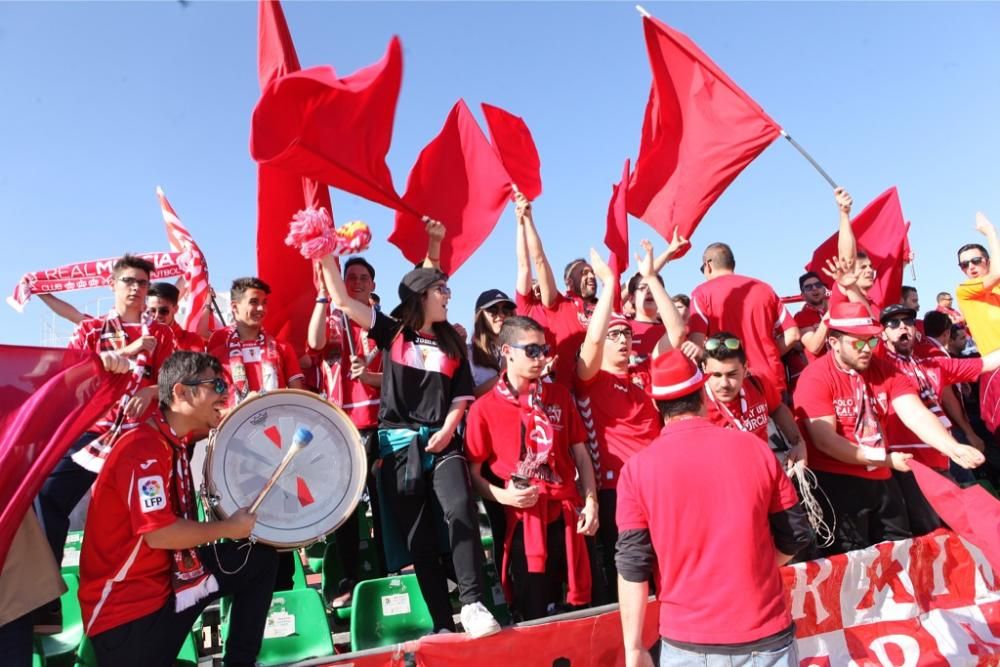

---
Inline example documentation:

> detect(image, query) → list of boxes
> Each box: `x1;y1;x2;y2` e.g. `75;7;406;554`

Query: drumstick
248;426;314;515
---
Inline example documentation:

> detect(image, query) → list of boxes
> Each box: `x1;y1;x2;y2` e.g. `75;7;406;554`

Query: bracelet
316;296;330;304
426;255;440;262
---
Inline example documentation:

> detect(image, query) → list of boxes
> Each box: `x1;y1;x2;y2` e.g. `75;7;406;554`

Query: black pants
0;612;33;667
813;470;911;556
92;541;278;667
35;432;100;566
380;447;485;631
507;518;567;621
335;429;386;590
894;468;948;536
590;489;619;605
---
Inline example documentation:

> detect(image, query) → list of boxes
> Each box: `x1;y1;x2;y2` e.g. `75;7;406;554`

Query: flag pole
635;4;651;18
780;130;838;189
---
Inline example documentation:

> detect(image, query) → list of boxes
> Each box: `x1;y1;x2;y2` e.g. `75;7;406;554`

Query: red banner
7;251;183;312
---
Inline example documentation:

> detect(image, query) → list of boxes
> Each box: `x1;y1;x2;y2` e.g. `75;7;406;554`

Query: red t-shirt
79;422;179;636
793;304;827;362
574;369;662;489
542;293;591;390
312;310;383;430
466;381;586;490
170;321;207;353
207;326;305;408
68;314;176;436
616;417;798;644
793;353;917;479
515;289;549;328
689;275;794;393
629;320;665;395
704;374;781;443
876;347;984;470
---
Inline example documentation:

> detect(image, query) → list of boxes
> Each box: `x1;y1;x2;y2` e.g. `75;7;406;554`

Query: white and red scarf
225;326;281;404
704;383;751;432
495;374;559;484
886;350;952;429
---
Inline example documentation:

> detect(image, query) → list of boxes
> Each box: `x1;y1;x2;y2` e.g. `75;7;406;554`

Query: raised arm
975;213;1000;290
515;193;532;297
835;187;855;266
421;218;445;270
318;255;373;328
307;283;329;351
577;249;617;383
650;227;690;274
38;293;87;325
636;240;684;357
520;199;559;307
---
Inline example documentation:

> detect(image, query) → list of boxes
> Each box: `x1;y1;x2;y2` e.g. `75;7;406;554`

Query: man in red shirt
616;350;811;667
146;282;207;353
466;316;598;620
80;351;277;667
793;302;984;556
702;332;806;468
688;242;800;394
876;304;1000;534
936;291;967;327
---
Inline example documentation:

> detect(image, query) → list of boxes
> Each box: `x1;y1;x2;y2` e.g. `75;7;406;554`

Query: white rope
788;461;835;550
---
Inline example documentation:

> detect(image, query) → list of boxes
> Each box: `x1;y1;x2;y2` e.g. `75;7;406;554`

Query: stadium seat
349;574;434;651
39;573;83;665
305;540;327;574
222;588;333;666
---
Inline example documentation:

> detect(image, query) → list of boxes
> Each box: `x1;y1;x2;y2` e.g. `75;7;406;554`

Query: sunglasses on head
705;337;741;352
509;342;551;359
606;328;633;342
849;337;880;351
118;276;150;289
959;256;987;270
181;377;228;395
147;306;171;317
884;317;916;330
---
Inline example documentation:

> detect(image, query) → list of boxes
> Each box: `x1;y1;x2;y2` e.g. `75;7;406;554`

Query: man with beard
876;304;1000;534
794;303;984;555
146;282;207;352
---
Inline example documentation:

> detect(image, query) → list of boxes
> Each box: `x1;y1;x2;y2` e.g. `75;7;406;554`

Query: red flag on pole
389;100;513;275
0;346;129;569
255;0;333;355
627;16;781;258
481;103;542;201
250;36;405;212
604;159;631;313
805;187;909;308
156;187;213;334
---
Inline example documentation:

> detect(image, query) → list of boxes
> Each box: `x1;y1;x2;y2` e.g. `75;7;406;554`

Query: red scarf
835;362;887;459
225;325;281;403
494;374;591;606
885;350;952;429
566;293;595;326
704;383;751;432
151;410;219;611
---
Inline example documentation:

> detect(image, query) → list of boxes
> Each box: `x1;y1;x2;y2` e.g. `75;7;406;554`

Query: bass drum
203;389;366;549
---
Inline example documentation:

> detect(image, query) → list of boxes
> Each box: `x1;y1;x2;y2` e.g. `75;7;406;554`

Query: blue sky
2;1;999;346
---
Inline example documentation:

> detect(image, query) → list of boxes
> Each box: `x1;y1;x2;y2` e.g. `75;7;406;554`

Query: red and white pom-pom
285;207;337;259
334;220;373;255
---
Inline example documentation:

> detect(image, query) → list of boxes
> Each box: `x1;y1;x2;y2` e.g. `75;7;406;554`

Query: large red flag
0;346;128;568
604;160;631;313
481;103;542;201
255;0;333;354
389;100;513;275
157;187;214;334
250;36;404;212
627;16;781;258
805;187;909;307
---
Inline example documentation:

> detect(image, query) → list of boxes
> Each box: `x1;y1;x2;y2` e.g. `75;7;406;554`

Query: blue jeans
659;638;798;666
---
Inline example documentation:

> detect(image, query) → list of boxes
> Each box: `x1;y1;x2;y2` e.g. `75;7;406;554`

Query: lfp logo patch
137;475;166;513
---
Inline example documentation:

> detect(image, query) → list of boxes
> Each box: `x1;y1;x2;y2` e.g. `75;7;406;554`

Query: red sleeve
879;359;919;400
615;462;648;532
769;453;799;513
565;393;588;445
542;291;569;314
279;341;305;383
464;399;492;464
114;437;177;536
149;325;176;377
515;289;537;312
776;304;795;333
829;284;847;308
933;357;986;386
687;288;709;336
67;319;95;351
792;366;835;418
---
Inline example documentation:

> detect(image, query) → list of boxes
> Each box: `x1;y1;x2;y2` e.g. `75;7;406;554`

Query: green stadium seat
40;573;83;665
32;638;45;667
349;574;434;651
222;589;333;666
291;551;308;590
304;541;327;574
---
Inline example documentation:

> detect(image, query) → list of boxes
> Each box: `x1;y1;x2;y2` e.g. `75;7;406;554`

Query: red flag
910;461;1000;573
255;0;333;354
481;103;542;201
805;187;909;307
157;187;214;334
250;36;404;212
604;160;631;313
627;16;781;259
389;100;512;275
0;346;129;568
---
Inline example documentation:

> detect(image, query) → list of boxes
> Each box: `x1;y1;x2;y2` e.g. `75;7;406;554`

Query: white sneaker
460;602;501;639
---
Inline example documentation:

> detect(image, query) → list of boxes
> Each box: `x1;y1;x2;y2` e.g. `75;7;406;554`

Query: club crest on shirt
544;403;563;426
137;475;167;513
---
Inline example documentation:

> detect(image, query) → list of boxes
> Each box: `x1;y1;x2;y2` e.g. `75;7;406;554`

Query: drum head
204;390;366;548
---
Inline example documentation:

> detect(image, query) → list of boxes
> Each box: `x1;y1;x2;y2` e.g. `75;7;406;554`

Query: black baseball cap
391;267;447;316
879;303;918;324
475;289;515;312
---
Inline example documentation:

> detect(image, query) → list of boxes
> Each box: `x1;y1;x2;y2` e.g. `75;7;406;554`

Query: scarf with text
224;325;281;404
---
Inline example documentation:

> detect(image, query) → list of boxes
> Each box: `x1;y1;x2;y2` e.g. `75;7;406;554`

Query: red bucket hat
650;349;708;400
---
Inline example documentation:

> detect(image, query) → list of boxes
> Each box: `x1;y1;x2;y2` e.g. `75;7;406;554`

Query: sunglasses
181;377;228;395
431;284;452;297
849;337;880;351
705;337;741;352
884;317;916;330
959;256;987;270
485;304;515;316
802;282;824;291
606;328;633;342
147;306;172;317
118;276;150;289
509;342;551;359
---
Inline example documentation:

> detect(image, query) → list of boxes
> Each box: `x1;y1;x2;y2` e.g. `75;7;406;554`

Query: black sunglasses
884;317;916;330
181;378;228;395
147;306;171;317
959;256;987;270
485;303;515;316
509;342;551;359
802;282;824;291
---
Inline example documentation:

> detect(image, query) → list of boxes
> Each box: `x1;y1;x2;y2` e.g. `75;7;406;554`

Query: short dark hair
703;331;747;365
626;272;664;297
672;294;690;308
112;254;155;279
148;282;180;305
857;250;870;261
951;323;966;338
799;271;822;291
923;311;951;339
369;293;381;304
901;286;917;299
937;292;951;301
958;243;990;261
344;257;375;281
563;258;588;284
656;390;704;420
498;316;545;348
231;277;270;302
704;242;735;270
158;351;223;410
